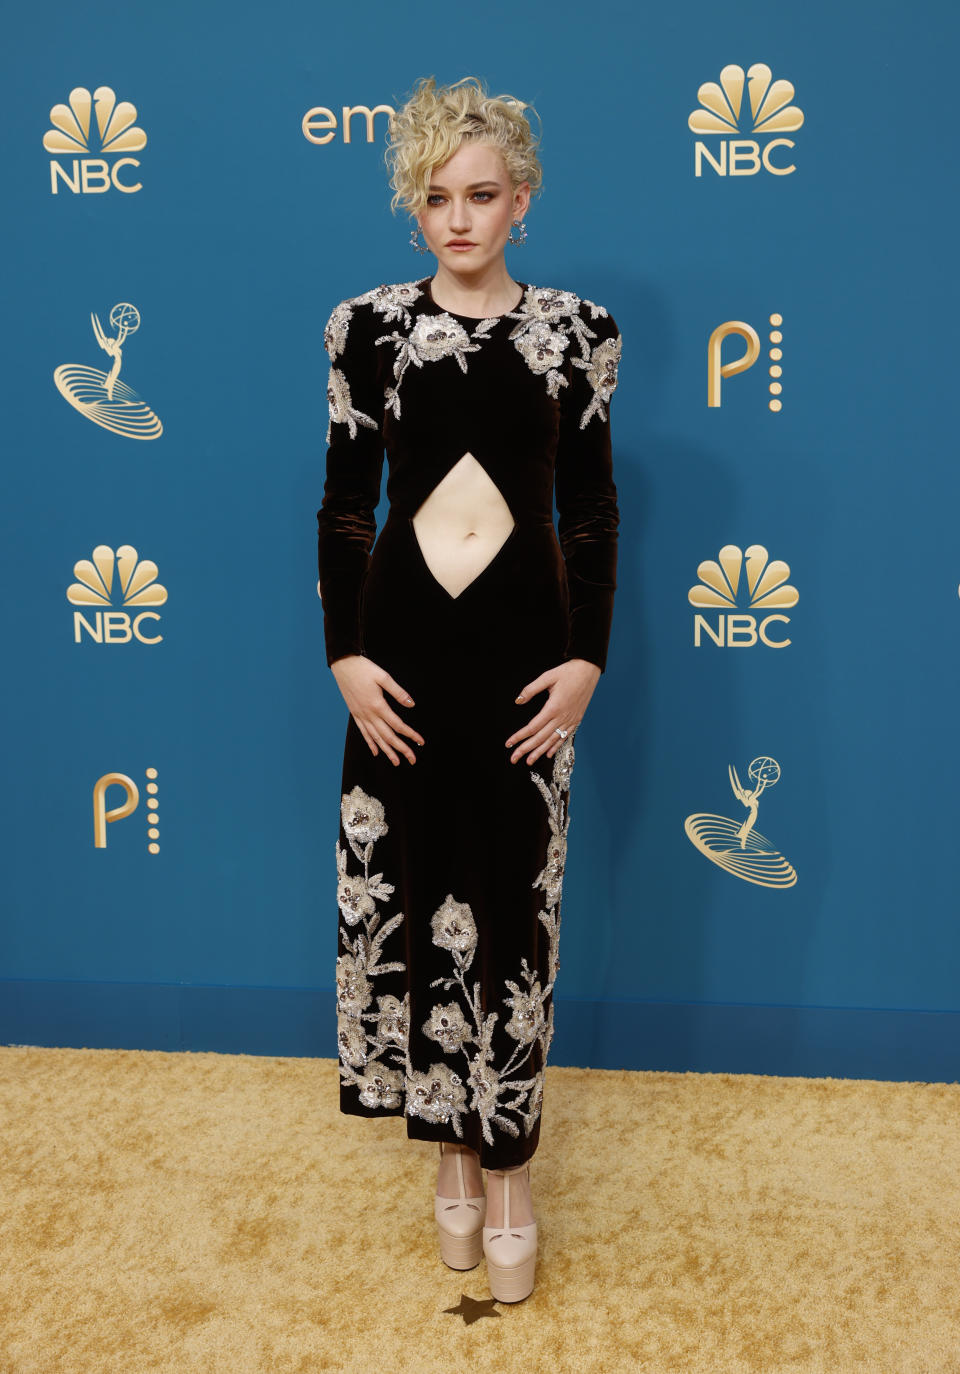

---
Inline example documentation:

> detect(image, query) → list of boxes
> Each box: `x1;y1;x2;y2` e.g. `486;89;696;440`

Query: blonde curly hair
385;75;543;218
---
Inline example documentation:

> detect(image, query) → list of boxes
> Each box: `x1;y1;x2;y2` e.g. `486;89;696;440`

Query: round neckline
424;276;526;321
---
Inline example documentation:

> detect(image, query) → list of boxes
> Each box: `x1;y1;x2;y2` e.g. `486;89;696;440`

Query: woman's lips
447;242;476;250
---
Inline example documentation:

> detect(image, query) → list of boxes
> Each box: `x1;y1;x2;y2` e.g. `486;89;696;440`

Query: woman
318;74;622;1303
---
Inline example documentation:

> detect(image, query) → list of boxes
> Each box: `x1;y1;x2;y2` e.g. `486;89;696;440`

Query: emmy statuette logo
44;86;146;194
54;304;162;439
93;767;160;853
685;757;797;887
689;545;797;648
709;315;784;411
689;65;804;177
68;545;167;644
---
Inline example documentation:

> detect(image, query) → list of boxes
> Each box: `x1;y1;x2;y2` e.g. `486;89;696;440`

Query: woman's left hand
505;658;602;765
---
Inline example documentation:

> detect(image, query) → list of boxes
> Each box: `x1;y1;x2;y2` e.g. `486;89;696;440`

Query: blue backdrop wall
3;0;958;1082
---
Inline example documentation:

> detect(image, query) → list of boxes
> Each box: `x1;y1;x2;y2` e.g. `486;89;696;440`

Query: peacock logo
689;545;798;648
688;64;804;177
44;86;146;194
68;545;167;645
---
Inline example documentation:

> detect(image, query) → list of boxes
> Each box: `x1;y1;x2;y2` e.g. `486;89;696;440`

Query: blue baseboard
1;979;957;1083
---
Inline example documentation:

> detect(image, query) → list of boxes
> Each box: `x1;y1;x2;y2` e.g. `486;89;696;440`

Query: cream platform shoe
435;1141;486;1270
482;1161;537;1302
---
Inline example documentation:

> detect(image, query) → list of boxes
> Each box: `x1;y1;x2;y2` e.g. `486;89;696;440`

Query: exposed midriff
411;452;516;598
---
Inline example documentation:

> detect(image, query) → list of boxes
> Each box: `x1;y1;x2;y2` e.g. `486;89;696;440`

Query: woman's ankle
437;1141;483;1197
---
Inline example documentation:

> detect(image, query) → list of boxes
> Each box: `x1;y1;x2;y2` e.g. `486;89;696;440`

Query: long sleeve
316;298;385;667
554;304;623;673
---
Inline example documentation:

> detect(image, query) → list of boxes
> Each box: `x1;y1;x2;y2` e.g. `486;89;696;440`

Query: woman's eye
425;192;494;206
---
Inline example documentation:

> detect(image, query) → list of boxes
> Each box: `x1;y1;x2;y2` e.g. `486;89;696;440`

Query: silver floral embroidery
505;287;619;424
323;301;354;363
376;993;409;1047
573;334;622;429
430;893;479;954
354;1064;406;1110
325;279;619;434
376;313;491;420
357;280;423;328
404;1063;469;1126
506;286;595;351
336;825;394;927
423;1000;471;1054
513;321;570;397
529;732;577;1069
326;366;377;445
335;785;410;1103
323;281;426;439
503;978;547;1045
408;735;577;1144
516;285;582;323
327;282;425;359
581;296;610;320
340;784;388;844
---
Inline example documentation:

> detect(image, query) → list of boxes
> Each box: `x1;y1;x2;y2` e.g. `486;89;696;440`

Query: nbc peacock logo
689;545;798;648
688;64;804;177
68;545;167;644
685;756;797;888
54;303;162;439
44;86;146;194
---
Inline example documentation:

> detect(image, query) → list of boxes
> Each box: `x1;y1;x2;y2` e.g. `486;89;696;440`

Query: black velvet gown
317;275;622;1169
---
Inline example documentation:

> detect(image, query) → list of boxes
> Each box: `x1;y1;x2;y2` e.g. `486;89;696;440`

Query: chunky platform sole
483;1238;537;1302
434;1212;484;1270
483;1161;537;1303
435;1142;486;1271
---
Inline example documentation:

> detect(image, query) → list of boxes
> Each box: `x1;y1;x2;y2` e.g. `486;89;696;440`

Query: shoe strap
439;1140;474;1201
487;1162;530;1230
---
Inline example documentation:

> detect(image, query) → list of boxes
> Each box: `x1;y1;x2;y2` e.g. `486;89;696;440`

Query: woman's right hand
330;655;424;765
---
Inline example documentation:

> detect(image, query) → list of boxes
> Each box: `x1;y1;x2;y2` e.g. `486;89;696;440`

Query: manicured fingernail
515;693;524;702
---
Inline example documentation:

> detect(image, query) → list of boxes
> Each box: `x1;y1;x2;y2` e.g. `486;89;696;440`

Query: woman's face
417;141;529;276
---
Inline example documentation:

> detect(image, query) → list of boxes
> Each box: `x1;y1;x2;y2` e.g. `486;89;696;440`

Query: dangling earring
507;218;528;246
410;223;429;254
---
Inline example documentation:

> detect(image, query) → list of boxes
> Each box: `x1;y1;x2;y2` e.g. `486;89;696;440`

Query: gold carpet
0;1045;957;1373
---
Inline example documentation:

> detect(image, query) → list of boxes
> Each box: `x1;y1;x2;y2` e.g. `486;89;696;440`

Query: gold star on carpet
442;1292;502;1325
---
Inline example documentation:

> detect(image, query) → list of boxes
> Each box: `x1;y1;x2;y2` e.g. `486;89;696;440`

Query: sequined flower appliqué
326;366;377;444
505;286;619;425
408;735;577;1145
324;278;620;437
514;322;570;387
335;785;410;1110
325;281;425;364
323;280;427;441
357;281;423;327
574;333;622;429
377;312;496;420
